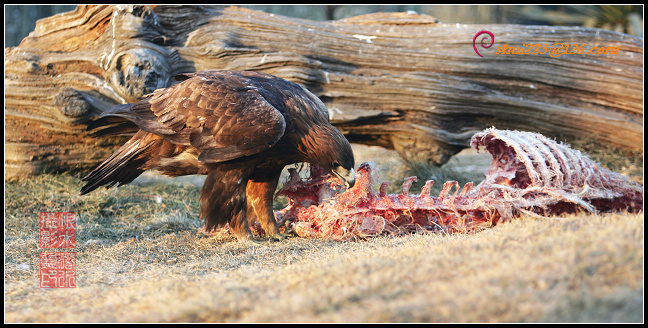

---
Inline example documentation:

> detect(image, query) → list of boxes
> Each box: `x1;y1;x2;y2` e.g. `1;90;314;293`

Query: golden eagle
81;70;355;241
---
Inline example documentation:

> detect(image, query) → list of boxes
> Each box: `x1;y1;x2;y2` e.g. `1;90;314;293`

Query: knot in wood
54;87;90;118
108;47;172;102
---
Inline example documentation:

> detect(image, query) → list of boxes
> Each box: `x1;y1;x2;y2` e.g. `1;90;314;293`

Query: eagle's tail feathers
88;121;140;136
86;104;140;136
80;132;153;195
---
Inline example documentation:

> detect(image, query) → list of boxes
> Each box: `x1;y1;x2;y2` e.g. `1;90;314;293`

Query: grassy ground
4;144;644;323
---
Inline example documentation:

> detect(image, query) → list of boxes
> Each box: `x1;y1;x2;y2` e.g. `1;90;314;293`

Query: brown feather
82;69;355;240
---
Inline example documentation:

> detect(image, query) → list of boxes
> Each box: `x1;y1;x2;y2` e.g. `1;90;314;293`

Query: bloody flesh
273;128;643;241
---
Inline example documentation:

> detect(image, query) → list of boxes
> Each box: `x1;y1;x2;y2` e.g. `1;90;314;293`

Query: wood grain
4;5;643;178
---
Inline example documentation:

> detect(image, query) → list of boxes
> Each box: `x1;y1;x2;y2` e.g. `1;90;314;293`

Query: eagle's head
326;141;356;190
298;125;355;189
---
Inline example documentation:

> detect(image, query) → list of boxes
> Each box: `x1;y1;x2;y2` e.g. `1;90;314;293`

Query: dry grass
4;144;644;323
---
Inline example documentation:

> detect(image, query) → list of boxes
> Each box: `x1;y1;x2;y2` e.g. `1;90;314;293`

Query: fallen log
4;5;643;179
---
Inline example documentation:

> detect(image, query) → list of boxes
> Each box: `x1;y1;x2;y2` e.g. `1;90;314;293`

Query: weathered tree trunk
4;5;643;179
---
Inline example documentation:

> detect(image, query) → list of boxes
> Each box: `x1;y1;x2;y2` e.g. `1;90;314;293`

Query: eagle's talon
198;226;219;238
268;232;290;241
281;217;297;236
238;235;266;246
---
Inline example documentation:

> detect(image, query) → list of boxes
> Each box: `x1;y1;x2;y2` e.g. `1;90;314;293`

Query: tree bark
4;5;643;179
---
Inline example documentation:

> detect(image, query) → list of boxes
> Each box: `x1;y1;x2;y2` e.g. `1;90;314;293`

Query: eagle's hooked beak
332;166;355;189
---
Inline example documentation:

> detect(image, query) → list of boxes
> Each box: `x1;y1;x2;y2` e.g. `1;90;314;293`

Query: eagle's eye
332;161;341;168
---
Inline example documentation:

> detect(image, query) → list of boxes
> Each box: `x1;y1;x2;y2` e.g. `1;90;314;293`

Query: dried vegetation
4;138;643;323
